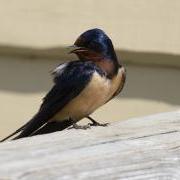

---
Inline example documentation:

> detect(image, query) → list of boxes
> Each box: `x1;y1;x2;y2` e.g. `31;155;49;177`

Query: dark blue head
71;28;118;62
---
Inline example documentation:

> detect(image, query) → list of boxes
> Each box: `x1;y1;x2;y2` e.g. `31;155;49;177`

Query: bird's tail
0;122;28;142
1;116;73;142
30;119;73;136
0;111;49;142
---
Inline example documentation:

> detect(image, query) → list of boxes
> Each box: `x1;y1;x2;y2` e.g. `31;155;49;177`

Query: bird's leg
68;118;91;130
87;116;109;127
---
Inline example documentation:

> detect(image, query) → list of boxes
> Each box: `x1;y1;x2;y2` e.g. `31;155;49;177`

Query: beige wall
0;0;180;54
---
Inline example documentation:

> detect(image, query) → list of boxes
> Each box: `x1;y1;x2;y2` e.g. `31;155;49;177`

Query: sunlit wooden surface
0;111;180;179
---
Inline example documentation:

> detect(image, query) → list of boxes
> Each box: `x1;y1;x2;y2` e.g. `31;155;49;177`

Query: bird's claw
88;122;109;127
86;116;109;127
68;123;91;130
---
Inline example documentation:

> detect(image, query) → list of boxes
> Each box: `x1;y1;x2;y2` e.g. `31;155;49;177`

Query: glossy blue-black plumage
42;61;105;110
75;28;118;62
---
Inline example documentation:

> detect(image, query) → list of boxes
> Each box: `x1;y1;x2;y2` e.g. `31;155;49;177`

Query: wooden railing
0;111;180;179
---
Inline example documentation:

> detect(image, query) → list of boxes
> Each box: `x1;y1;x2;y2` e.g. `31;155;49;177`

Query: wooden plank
0;111;180;179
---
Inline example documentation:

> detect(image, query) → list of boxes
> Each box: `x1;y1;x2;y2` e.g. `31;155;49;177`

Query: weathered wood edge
0;111;180;179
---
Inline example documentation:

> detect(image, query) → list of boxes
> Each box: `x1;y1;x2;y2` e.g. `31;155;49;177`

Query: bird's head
70;28;118;62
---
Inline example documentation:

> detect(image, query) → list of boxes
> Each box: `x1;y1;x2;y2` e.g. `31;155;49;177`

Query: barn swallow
1;28;126;142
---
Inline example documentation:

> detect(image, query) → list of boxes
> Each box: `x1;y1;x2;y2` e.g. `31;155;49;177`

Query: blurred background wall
0;0;180;138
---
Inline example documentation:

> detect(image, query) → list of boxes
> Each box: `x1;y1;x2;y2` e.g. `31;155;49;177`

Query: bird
0;28;126;142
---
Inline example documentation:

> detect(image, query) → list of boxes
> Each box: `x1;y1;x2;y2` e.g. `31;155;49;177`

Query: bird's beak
68;45;87;54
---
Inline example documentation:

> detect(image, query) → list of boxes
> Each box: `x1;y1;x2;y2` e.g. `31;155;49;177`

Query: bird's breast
53;67;124;121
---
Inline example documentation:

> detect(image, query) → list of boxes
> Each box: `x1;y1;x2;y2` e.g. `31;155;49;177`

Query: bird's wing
1;61;95;141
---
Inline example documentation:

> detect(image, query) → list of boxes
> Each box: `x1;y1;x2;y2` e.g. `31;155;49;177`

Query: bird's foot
68;123;91;130
87;116;109;127
89;121;109;127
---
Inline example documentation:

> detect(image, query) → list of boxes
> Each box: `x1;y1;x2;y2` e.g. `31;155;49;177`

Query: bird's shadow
0;44;180;106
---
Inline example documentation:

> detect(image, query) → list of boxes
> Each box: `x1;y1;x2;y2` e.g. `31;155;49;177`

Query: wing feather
2;61;97;141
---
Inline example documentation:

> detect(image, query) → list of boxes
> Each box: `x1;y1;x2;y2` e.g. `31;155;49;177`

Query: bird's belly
53;70;122;122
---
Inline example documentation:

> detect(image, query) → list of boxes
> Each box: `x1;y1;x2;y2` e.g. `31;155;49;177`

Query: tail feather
1;112;74;142
0;123;28;142
12;119;73;140
31;119;73;136
12;112;50;140
1;111;50;142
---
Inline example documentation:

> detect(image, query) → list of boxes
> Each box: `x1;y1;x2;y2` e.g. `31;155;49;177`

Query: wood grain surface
0;111;180;179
